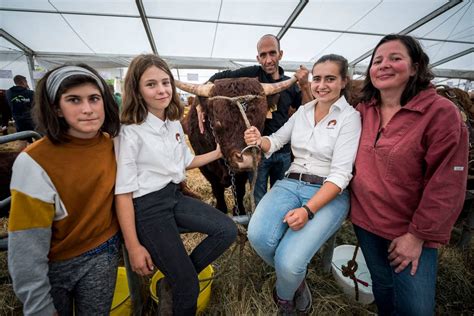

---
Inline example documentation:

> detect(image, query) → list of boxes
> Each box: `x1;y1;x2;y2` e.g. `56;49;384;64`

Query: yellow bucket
149;265;214;314
110;267;132;315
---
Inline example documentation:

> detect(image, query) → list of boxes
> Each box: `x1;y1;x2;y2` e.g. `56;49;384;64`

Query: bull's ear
197;96;208;111
266;94;280;119
266;94;280;111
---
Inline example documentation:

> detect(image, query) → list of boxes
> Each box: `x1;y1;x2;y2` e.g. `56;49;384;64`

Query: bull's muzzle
230;151;259;171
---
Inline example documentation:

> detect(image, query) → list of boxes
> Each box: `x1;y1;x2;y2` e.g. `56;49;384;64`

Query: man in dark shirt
6;75;35;132
0;89;11;135
208;34;312;205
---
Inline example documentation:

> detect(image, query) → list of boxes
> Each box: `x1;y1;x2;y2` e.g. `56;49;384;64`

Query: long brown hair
121;54;183;124
34;64;119;144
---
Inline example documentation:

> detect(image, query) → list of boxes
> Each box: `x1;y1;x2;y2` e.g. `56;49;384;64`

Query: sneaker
156;277;173;316
294;280;312;314
273;288;296;316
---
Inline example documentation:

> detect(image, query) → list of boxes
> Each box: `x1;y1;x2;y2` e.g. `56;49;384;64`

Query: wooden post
321;233;337;273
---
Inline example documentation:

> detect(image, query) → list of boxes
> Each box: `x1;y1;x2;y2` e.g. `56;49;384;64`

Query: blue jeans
353;225;437;316
248;178;349;300
133;183;237;316
253;151;291;206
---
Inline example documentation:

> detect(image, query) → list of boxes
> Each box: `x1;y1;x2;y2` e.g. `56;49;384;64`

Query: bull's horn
175;80;214;97
261;75;298;96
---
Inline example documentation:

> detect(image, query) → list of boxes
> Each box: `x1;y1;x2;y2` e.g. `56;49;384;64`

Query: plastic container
331;245;374;304
150;264;214;314
110;267;132;315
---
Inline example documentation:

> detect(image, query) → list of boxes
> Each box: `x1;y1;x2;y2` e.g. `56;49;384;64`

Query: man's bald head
257;34;280;52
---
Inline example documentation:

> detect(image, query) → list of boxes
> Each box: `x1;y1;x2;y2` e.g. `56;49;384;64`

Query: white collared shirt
114;113;194;198
266;96;361;190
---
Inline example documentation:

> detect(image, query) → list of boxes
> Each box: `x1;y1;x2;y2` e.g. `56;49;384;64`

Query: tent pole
26;54;36;88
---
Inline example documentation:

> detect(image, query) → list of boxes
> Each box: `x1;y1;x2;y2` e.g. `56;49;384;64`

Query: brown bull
178;77;296;215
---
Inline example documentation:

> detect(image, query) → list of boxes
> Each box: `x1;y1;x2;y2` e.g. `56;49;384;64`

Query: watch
302;205;314;220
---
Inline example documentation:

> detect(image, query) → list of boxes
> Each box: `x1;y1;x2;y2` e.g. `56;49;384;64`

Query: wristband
302;205;314;220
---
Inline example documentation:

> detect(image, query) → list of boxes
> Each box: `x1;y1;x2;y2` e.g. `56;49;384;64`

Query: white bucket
331;245;374;304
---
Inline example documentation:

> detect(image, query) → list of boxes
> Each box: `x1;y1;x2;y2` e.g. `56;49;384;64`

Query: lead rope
206;108;241;217
207;95;263;299
341;244;361;301
191;112;248;290
235;99;260;216
207;94;263;216
235;99;259;300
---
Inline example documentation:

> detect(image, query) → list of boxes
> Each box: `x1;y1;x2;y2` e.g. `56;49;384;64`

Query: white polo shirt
114;113;195;198
266;96;361;190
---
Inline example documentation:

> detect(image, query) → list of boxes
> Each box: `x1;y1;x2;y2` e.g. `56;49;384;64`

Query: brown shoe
273;288;296;316
156;277;173;316
294;280;312;315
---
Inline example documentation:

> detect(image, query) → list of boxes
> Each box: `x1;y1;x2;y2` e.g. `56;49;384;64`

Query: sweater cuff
324;175;347;193
28;302;56;316
407;223;449;245
25;303;56;316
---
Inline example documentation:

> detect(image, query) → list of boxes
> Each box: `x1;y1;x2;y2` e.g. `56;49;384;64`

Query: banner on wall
33;65;47;80
0;70;13;79
33;70;47;79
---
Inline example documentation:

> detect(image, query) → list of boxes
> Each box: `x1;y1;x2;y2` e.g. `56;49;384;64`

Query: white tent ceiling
0;0;473;89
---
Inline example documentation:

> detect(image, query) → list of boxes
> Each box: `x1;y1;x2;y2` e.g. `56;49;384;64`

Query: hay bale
436;246;474;313
0;251;22;315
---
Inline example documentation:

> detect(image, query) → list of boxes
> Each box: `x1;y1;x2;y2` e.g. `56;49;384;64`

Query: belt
286;172;326;185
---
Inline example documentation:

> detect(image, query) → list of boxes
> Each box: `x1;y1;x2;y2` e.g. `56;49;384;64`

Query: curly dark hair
361;34;434;106
33;63;120;144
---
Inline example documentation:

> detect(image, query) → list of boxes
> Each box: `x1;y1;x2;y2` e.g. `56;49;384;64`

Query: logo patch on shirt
453;166;464;171
326;120;337;129
175;132;182;143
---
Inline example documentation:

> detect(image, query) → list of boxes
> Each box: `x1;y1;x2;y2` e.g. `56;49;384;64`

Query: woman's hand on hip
388;232;424;275
284;207;308;231
128;244;155;276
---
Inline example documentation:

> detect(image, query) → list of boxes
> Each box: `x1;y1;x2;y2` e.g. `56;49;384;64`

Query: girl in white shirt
114;54;237;315
244;54;361;314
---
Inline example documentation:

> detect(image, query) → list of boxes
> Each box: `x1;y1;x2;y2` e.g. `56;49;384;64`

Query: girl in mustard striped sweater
8;64;120;315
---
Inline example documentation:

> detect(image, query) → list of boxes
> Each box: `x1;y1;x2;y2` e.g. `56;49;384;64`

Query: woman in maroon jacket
350;34;468;316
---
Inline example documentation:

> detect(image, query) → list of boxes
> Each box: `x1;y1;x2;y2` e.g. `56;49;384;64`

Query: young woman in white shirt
243;54;361;315
114;54;237;316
